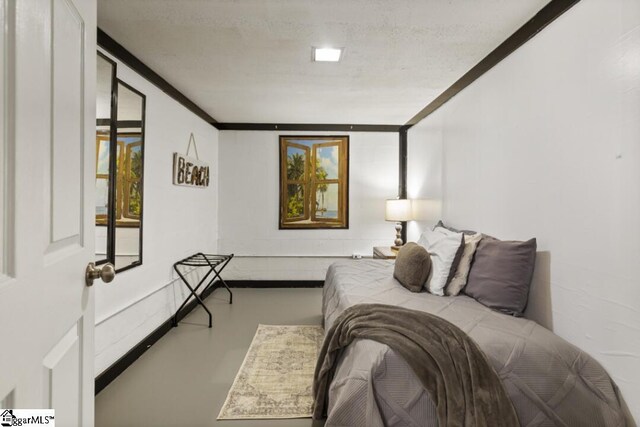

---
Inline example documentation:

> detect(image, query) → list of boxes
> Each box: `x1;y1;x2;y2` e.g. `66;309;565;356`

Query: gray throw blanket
312;303;520;427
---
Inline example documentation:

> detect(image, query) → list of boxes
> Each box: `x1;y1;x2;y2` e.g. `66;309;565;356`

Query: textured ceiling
97;0;549;125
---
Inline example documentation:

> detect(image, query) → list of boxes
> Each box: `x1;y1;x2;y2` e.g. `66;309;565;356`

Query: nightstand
373;246;398;259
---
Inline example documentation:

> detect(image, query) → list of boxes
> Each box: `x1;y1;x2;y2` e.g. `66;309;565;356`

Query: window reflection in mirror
114;81;145;271
95;53;115;264
94;51;146;272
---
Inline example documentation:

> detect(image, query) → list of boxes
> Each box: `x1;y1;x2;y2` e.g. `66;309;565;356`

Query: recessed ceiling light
312;47;343;62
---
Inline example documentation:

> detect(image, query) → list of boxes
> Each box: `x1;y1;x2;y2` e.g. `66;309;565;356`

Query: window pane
287;147;307;181
126;182;141;217
95;178;109;217
124;142;142;219
96;135;110;176
315;183;339;219
315;145;339;180
95;132;111;225
128;144;142;180
114;82;144;271
97;55;113;120
118;135;142;221
286;184;305;219
95;53;114;264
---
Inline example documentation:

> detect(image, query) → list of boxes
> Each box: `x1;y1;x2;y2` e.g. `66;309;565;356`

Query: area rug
217;324;324;420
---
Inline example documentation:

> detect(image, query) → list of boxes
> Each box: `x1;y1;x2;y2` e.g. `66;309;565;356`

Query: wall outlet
352;253;362;259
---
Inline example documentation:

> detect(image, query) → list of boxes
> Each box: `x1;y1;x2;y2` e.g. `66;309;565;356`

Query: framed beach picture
279;135;349;229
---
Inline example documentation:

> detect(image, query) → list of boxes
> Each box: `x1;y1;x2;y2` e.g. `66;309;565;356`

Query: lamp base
391;222;404;250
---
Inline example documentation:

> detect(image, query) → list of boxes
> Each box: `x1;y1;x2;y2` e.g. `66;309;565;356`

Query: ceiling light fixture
312;47;343;62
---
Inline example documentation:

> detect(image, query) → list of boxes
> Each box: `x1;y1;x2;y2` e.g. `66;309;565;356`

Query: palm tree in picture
315;161;328;215
128;149;142;217
287;152;306;218
287;152;305;180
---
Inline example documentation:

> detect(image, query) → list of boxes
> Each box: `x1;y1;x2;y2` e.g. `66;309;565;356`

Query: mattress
322;259;630;427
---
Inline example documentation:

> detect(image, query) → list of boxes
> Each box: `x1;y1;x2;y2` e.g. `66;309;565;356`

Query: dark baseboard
94;280;322;395
227;280;324;288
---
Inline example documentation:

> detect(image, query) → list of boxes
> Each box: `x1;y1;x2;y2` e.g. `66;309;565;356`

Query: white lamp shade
385;199;412;221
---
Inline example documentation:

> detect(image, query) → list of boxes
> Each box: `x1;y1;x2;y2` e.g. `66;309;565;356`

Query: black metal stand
172;253;234;328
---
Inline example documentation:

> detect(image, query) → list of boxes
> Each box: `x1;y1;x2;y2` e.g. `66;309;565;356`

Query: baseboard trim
94;280;323;395
227;280;324;288
94;281;222;395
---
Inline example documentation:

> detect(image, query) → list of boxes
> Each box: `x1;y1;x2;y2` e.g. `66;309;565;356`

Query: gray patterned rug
217;324;325;420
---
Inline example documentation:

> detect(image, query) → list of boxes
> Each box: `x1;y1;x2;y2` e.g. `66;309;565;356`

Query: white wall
218;131;398;279
94;48;219;375
407;120;443;241
407;0;640;418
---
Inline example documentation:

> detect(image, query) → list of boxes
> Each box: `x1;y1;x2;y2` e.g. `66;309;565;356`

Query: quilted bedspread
322;260;633;427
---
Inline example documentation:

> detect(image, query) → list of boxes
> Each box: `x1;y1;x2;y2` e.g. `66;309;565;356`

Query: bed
322;259;632;427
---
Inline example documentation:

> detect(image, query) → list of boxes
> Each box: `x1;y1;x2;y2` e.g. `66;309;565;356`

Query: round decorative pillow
393;242;432;292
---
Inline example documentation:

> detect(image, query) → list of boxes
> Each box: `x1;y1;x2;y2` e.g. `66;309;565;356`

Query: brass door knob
85;262;116;287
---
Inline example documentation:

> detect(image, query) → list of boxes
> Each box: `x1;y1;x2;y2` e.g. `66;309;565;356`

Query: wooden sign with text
173;153;210;188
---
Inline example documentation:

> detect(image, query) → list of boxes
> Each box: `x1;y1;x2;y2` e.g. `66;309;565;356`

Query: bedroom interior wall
406;118;443;241
406;0;640;418
94;48;219;376
218;130;398;280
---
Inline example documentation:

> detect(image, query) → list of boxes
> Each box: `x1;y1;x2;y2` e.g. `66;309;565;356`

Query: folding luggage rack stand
172;253;234;328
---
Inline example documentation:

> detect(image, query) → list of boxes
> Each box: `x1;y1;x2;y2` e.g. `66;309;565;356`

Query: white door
0;0;98;426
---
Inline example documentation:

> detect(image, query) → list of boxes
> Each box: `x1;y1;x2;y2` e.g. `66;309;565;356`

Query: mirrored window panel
95;53;115;264
94;51;146;272
114;81;145;271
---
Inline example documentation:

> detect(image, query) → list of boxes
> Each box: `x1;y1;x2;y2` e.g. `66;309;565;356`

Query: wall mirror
95;52;146;272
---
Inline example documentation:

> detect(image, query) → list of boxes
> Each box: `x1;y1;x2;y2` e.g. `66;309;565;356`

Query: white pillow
417;227;464;296
445;232;482;296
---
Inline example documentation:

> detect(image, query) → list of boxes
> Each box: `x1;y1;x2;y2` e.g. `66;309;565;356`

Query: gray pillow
393;242;432;293
465;237;537;316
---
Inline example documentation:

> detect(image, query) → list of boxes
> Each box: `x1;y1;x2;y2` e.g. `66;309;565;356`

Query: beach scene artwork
280;136;348;229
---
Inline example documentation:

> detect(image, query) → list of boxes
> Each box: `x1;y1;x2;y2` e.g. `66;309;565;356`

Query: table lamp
385;199;412;251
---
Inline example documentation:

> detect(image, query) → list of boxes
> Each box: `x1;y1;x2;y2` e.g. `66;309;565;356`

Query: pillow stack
405;220;537;317
414;222;478;296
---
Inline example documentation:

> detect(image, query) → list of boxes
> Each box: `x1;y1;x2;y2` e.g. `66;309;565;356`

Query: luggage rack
172;253;233;328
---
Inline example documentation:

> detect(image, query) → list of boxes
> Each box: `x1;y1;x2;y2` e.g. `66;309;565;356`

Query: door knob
85;262;116;287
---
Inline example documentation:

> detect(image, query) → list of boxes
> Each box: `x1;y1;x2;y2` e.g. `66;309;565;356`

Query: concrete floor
95;288;326;427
